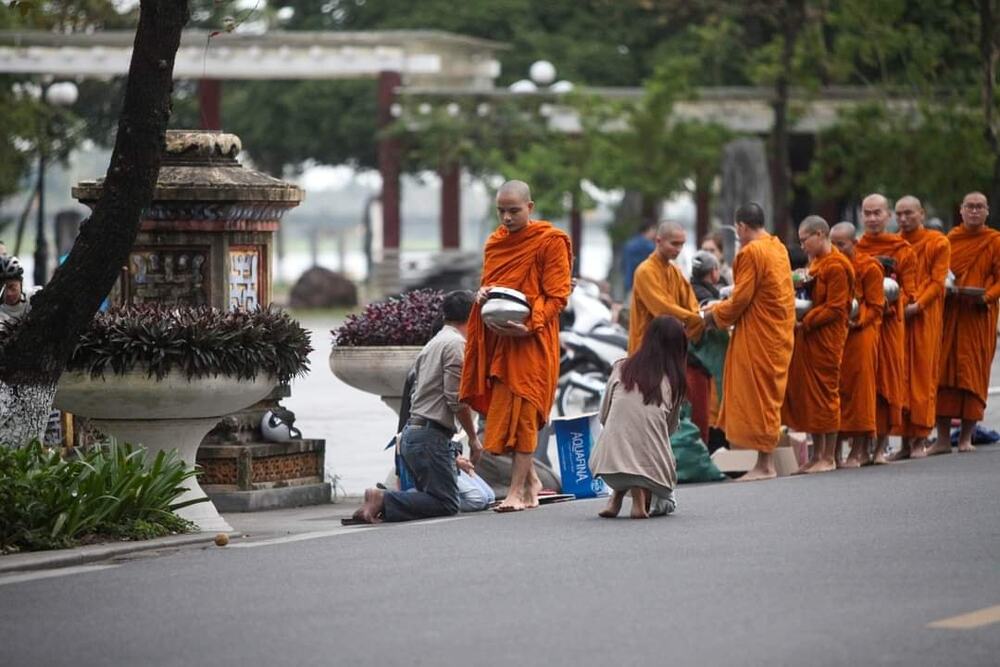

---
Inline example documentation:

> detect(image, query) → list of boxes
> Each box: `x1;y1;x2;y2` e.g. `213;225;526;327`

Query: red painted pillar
441;162;460;249
377;71;402;252
198;78;222;130
570;188;583;277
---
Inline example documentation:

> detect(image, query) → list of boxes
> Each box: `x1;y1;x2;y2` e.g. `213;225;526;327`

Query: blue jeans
382;424;460;522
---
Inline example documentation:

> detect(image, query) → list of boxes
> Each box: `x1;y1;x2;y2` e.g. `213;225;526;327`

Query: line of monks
629;192;998;481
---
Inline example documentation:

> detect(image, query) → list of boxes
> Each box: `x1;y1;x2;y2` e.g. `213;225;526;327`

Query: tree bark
770;0;805;244
0;0;189;444
981;0;1000;218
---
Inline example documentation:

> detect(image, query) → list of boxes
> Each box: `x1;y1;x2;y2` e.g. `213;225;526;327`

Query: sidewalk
0;498;364;575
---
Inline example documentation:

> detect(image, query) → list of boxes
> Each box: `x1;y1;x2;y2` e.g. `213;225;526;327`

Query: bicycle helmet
0;255;24;281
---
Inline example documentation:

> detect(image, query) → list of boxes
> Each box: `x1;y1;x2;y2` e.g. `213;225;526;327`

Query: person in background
701;231;732;285
455;455;496;511
622;221;657;298
0;256;30;322
690;250;722;305
590;315;687;519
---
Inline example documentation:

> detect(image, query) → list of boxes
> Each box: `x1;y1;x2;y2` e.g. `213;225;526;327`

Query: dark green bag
673;405;726;483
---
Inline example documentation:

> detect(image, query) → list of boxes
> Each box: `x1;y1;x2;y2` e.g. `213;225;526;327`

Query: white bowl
482;287;530;326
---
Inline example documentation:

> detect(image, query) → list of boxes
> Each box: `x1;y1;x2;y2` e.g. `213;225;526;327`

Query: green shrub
0;441;203;553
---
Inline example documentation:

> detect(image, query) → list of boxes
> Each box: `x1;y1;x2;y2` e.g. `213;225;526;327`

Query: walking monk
892;196;950;459
830;222;884;467
782;216;854;473
855;193;917;464
628;221;709;438
931;192;1000;454
704;203;795;481
460;180;572;511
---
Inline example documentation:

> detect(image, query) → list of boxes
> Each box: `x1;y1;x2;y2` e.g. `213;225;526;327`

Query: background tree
0;0;190;445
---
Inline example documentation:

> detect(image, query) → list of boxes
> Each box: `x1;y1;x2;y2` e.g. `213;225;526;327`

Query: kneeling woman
589;315;686;519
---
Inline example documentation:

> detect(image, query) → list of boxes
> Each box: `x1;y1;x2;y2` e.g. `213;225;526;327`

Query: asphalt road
3;447;998;666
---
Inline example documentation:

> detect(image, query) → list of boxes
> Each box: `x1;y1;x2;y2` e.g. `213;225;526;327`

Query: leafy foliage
0;440;199;553
333;289;445;347
62;306;312;383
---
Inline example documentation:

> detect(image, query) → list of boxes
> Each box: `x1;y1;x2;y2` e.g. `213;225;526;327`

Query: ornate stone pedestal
72;130;330;511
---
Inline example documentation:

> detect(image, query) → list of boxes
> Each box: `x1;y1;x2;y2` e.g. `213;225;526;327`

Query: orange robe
628;251;704;354
460;221;572;455
839;252;884;436
855;233;917;434
899;227;950;436
782;249;854;434
936;225;1000;422
712;234;795;452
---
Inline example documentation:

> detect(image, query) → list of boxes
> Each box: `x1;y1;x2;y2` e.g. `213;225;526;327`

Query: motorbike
556;281;627;416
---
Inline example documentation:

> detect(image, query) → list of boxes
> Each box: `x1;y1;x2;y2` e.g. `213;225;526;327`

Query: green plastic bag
673;405;726;484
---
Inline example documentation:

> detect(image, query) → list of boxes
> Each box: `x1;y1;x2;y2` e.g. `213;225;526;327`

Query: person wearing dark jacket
690;250;722;305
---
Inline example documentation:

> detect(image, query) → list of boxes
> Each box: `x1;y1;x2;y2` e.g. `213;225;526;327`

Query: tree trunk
770;0;805;244
0;0;190;446
981;0;1000;219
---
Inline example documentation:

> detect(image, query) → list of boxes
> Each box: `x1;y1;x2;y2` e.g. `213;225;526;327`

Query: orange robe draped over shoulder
628;251;704;353
855;233;917;434
782;249;854;434
712;234;796;452
899;227;950;436
460;220;573;449
839;252;884;436
936;225;1000;422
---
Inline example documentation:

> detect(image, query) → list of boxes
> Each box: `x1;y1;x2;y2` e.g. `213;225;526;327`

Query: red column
570;188;583;277
198;78;222;130
377;71;402;251
441;162;460;249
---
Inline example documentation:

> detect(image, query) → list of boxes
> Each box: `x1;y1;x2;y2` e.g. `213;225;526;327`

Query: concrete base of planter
205;483;332;513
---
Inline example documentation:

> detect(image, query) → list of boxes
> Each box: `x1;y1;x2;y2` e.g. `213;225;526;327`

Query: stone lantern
72;130;330;511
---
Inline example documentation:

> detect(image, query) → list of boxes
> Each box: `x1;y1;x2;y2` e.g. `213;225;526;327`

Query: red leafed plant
332;290;445;347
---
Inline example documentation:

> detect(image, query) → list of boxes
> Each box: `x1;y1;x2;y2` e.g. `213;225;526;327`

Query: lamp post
34;81;78;287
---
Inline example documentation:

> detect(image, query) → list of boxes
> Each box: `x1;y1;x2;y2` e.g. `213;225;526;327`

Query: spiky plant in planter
67;305;312;382
49;305;314;533
329;289;445;414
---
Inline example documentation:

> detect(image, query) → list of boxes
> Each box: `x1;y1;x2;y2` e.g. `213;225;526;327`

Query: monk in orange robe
932;192;1000;454
782;216;854;473
855;193;917;464
628;221;709;438
891;195;950;459
460;180;572;511
830;222;884;467
704;202;795;481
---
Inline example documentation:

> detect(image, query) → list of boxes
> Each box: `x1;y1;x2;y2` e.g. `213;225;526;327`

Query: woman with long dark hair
589;315;688;518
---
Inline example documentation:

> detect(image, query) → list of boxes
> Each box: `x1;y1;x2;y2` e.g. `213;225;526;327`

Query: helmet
0;255;23;282
260;409;301;443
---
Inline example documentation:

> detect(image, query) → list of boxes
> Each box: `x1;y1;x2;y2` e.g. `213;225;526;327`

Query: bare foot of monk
840;456;863;469
599;489;625;518
355;488;384;524
804;458;836;474
957;442;976;453
910;440;928;459
886;447;911;462
794;459;816;475
738;452;777;481
925;439;952;456
629;487;650;519
494;489;527;513
523;468;543;509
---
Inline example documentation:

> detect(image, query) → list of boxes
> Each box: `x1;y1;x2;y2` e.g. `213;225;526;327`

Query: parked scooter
556;281;627;416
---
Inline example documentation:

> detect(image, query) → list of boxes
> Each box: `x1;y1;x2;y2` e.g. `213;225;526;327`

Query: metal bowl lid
486;287;529;307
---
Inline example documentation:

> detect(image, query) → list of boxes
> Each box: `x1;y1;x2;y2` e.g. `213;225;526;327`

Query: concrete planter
328;345;421;415
54;370;276;533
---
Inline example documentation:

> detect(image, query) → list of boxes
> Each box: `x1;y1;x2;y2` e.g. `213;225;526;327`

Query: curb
0;533;216;575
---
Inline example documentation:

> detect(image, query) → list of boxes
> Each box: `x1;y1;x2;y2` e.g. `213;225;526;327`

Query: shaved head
862;193;892;234
799;215;830;237
830;222;858;256
654;220;686;262
497;180;532;203
495;179;534;233
960;191;990;229
895;195;925;233
657;220;685;239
